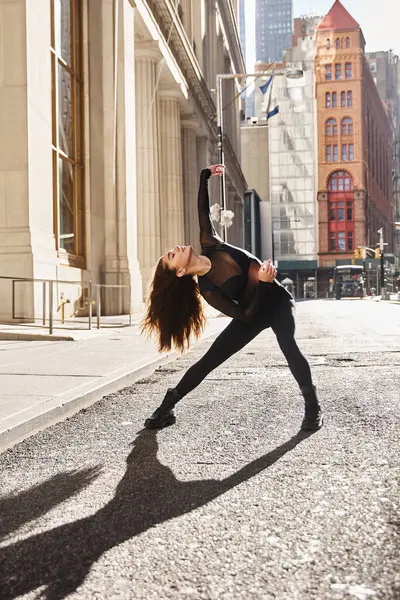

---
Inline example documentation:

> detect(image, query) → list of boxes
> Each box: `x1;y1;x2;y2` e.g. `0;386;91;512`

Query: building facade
0;0;246;324
366;50;400;263
266;18;320;294
255;0;293;63
315;0;394;285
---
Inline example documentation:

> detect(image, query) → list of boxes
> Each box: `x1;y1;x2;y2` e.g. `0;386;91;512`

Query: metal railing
0;276;133;335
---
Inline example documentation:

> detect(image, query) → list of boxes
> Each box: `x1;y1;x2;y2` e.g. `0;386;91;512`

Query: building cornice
138;0;247;195
216;0;246;75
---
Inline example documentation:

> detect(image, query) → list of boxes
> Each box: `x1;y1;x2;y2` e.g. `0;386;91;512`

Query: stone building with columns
0;0;246;324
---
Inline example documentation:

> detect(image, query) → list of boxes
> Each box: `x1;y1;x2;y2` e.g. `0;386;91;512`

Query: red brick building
315;0;394;280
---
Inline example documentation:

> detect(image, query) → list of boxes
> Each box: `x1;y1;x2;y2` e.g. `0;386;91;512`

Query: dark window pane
58;64;73;157
349;144;354;160
338;208;345;221
347;202;353;220
77;166;84;255
59;158;75;254
335;64;342;80
346;37;350;48
345;63;352;79
347;91;352;107
329;203;335;220
342;145;347;161
76;81;83;162
329;234;336;251
55;0;72;66
336;38;340;49
332;92;337;107
326;93;331;108
326;65;332;80
327;39;330;49
347;232;353;250
74;0;82;77
341;91;346;107
326;145;332;162
333;145;338;162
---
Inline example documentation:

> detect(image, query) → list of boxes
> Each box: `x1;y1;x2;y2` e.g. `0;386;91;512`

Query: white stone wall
0;0;246;321
268;38;319;264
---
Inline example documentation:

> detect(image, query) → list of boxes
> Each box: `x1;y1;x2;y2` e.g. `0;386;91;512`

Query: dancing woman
141;165;323;431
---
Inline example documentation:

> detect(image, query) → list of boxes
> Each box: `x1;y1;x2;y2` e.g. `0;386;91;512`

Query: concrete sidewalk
0;311;230;453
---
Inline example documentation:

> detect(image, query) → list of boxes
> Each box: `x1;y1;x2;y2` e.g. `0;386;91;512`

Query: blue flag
259;76;273;95
267;105;279;119
265;77;279;119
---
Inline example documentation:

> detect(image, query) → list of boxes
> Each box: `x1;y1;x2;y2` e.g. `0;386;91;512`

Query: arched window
326;92;331;108
342;117;353;135
336;38;340;49
346;37;350;48
341;91;346;107
326;118;338;136
347;91;353;107
332;92;337;107
326;39;330;49
328;171;353;192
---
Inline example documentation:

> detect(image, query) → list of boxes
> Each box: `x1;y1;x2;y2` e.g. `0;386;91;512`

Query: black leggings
175;299;312;399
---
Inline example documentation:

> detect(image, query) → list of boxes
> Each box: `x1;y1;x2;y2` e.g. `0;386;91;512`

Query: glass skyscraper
256;0;293;63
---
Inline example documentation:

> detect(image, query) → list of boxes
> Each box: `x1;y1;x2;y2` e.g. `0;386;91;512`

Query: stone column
0;0;57;321
135;46;162;296
181;118;199;252
159;90;185;252
96;0;143;314
115;0;143;312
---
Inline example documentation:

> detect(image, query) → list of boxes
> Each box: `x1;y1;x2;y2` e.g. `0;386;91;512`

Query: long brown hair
141;258;207;353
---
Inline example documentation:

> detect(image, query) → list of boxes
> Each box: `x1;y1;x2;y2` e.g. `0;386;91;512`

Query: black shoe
144;388;181;430
300;385;324;431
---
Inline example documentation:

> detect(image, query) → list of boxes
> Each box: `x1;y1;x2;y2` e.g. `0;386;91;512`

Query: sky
294;0;400;54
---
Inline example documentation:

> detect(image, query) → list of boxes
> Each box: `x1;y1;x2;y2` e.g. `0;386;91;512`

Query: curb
0;323;226;454
0;332;74;342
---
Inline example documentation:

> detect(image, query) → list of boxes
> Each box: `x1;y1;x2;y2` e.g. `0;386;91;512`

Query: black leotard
197;169;292;321
172;170;312;399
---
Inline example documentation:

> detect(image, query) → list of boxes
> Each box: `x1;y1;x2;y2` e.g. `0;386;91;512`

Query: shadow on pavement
0;467;102;541
0;428;314;600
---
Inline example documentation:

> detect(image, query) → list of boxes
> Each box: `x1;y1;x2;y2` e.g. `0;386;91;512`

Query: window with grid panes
51;0;85;263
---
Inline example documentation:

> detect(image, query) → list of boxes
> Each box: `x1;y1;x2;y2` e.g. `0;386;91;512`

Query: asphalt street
0;300;399;600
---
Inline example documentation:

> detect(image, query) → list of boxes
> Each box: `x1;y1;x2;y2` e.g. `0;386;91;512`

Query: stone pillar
159;90;185;252
135;46;162;296
115;0;142;312
0;0;57;321
95;0;143;314
181;118;199;252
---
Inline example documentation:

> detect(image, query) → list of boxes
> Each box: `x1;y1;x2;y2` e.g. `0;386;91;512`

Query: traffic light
354;248;360;259
375;248;381;259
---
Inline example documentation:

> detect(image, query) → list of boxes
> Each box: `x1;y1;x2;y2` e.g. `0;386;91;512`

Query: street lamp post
216;68;303;241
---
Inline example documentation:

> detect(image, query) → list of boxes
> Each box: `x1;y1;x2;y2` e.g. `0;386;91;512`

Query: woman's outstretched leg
145;317;265;429
271;300;323;431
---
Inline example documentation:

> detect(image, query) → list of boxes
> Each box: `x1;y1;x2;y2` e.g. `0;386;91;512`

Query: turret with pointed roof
318;0;360;31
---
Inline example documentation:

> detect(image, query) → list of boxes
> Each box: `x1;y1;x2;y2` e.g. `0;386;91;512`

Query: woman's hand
208;164;225;177
258;259;277;283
